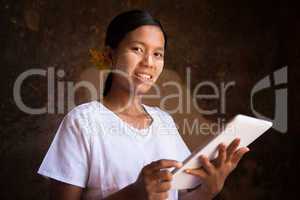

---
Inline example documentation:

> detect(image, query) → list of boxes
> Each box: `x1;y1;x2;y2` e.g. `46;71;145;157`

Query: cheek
115;52;140;73
154;60;164;78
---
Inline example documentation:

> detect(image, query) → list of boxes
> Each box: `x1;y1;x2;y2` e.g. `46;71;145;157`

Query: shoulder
65;101;99;119
60;101;101;132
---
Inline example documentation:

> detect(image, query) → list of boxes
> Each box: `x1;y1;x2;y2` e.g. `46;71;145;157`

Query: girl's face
111;25;165;95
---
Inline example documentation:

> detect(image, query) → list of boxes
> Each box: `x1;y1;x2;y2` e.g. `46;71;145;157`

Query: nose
141;53;154;68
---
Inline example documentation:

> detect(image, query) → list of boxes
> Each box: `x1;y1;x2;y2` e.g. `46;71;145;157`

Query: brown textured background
0;0;298;199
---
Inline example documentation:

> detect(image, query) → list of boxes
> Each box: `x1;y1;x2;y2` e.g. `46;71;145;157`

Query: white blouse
38;101;191;200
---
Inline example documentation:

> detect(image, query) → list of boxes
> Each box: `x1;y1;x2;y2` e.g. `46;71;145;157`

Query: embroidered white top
38;101;191;200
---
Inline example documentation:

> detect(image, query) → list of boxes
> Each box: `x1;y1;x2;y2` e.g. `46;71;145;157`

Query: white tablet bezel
171;114;273;190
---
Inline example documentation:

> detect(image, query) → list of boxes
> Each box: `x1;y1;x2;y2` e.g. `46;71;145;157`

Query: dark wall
0;0;298;199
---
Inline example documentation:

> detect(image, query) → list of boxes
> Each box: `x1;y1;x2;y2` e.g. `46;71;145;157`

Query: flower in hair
89;48;111;70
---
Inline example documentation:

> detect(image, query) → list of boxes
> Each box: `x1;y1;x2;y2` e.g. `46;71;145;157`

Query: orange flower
89;48;111;70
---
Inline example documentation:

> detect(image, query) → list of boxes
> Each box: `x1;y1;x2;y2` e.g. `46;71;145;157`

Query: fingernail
176;162;183;167
199;155;204;160
185;169;190;173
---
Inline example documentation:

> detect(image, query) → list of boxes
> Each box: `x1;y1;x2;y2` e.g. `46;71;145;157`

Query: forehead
121;25;165;49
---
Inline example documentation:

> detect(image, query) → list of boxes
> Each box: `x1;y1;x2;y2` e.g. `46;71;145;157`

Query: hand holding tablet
171;114;273;190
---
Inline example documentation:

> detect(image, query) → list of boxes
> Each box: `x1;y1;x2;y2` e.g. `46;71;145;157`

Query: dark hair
103;9;167;96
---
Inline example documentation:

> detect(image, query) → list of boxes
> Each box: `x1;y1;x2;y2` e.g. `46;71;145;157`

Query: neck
102;83;144;115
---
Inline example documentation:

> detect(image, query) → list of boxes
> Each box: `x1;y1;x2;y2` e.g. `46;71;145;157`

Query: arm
49;160;182;200
179;187;213;200
103;182;143;200
105;159;184;200
49;179;83;200
49;180;209;200
50;179;142;200
39;113;91;200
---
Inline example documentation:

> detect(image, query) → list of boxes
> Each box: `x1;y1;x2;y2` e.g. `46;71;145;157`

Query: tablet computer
171;114;273;190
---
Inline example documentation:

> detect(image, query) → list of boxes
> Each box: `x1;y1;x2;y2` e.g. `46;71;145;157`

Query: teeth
136;73;151;80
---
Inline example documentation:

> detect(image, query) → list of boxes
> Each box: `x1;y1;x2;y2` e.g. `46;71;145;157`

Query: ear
103;46;115;67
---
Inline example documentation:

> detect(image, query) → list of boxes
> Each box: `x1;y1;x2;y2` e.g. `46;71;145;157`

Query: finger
226;138;240;162
157;170;173;182
150;159;182;172
155;182;171;192
232;147;250;165
215;143;226;167
153;192;169;200
184;168;207;179
199;156;215;175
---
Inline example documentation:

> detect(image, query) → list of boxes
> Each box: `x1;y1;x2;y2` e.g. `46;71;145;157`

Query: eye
154;52;164;59
131;46;143;53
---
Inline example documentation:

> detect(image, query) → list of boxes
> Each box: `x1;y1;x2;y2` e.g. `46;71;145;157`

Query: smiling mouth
133;72;153;82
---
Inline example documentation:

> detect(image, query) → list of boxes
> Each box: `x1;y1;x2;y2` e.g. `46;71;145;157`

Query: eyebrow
130;41;165;51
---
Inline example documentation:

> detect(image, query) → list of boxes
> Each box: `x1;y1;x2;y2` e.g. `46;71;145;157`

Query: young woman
38;10;249;200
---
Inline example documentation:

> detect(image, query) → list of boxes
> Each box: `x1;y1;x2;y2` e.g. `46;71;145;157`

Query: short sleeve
37;111;91;188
